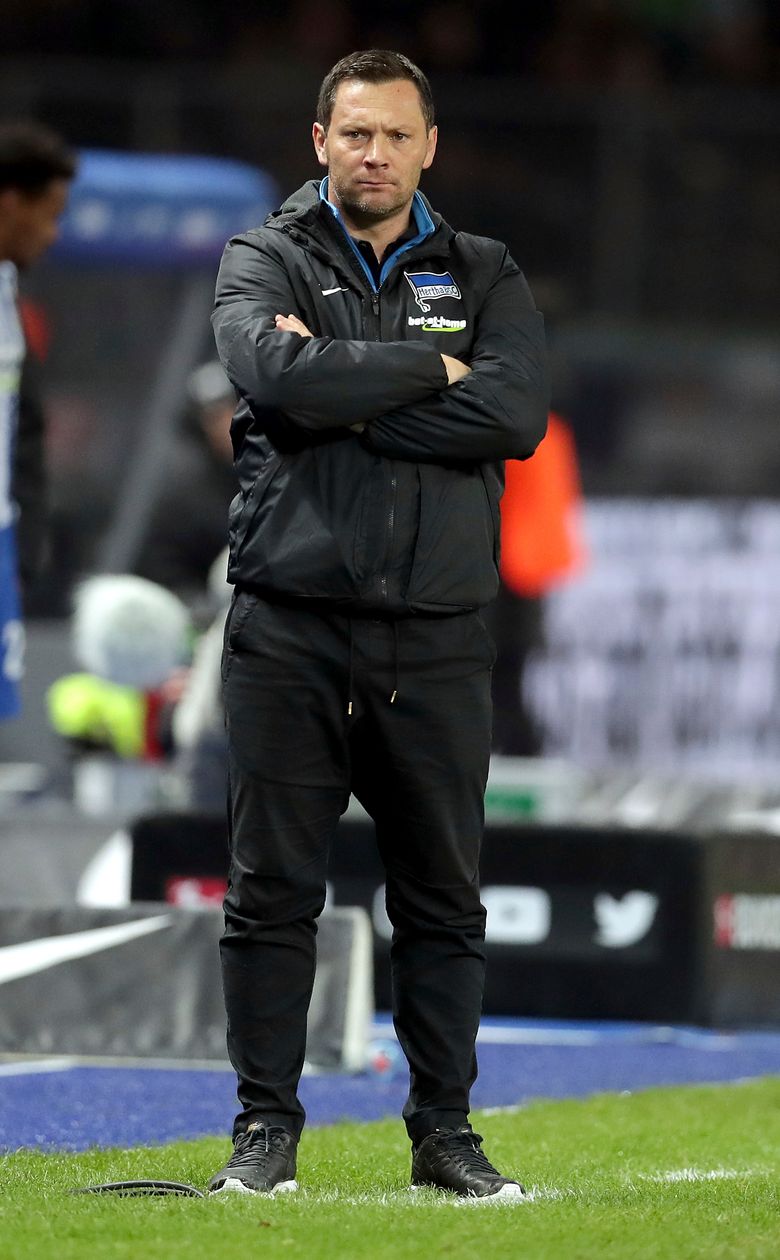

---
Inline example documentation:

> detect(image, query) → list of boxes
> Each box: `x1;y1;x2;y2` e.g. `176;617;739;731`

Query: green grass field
1;1078;778;1260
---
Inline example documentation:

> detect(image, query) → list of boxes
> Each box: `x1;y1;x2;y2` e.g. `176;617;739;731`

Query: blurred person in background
487;410;587;756
208;49;548;1200
134;360;237;609
13;299;53;598
0;120;75;719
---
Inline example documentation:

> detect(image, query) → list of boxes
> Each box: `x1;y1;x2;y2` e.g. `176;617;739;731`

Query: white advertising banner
525;499;780;781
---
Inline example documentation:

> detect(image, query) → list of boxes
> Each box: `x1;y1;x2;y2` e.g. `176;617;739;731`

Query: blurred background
1;0;780;1055
2;0;780;824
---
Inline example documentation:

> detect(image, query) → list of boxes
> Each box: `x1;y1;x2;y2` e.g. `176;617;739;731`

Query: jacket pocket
406;464;498;610
221;590;260;683
479;466;502;569
231;452;286;568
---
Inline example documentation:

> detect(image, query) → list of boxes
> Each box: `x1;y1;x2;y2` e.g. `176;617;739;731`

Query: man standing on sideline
209;50;548;1199
0;122;74;718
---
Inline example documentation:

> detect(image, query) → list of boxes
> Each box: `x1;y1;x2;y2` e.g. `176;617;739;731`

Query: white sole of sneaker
211;1178;299;1196
410;1182;525;1202
489;1183;525;1201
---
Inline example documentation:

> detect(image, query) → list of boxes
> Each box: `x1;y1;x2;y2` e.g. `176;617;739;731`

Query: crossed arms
274;312;472;391
273;311;468;435
212;234;549;463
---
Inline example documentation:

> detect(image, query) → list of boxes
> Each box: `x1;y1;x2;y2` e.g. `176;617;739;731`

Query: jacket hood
265;179;321;229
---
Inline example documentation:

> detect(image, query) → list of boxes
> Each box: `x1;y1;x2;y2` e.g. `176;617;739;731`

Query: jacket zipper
383;466;396;606
288;221;408;609
368;287;396;607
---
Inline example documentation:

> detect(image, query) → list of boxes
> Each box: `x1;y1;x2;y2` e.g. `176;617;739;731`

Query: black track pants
220;592;494;1143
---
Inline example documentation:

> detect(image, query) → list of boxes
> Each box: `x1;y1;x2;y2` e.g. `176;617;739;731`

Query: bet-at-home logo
408;315;467;333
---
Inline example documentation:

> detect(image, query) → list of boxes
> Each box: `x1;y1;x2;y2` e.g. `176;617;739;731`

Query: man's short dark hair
0;121;76;195
317;50;435;133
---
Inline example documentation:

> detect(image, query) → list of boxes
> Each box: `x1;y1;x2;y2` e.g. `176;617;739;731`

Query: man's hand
275;311;366;430
274;314;467;426
441;354;471;385
275;313;313;337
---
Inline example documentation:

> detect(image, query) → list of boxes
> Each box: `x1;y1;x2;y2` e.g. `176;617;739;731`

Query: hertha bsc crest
404;271;461;313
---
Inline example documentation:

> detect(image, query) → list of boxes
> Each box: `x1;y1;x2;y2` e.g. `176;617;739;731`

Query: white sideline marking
638;1167;766;1184
453;1185;563;1206
285;1185;565;1207
0;1059;74;1077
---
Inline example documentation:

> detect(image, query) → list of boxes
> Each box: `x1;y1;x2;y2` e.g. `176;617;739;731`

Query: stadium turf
1;1078;778;1259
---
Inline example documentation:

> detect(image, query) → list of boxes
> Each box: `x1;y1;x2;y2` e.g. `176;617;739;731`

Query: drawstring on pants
345;617;401;715
347;620;355;716
390;621;399;704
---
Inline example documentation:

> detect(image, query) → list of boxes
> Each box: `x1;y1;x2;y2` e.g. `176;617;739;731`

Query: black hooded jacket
212;179;549;616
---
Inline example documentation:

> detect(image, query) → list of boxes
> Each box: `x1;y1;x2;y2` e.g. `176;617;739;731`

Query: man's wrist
440;354;472;385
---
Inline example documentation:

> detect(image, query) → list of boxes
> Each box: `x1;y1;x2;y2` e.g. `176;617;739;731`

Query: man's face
0;177;70;268
312;78;437;226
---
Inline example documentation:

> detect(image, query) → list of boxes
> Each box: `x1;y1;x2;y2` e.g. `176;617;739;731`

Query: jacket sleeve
360;253;549;463
212;234;448;431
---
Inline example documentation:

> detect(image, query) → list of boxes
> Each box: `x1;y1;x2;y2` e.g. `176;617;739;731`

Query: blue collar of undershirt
318;176;435;291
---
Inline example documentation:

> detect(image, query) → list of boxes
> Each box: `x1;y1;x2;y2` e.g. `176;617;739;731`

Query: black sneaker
208;1122;298;1196
411;1126;524;1200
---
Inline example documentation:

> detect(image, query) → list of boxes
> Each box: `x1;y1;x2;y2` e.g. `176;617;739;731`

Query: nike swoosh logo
0;915;173;986
321;286;348;296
